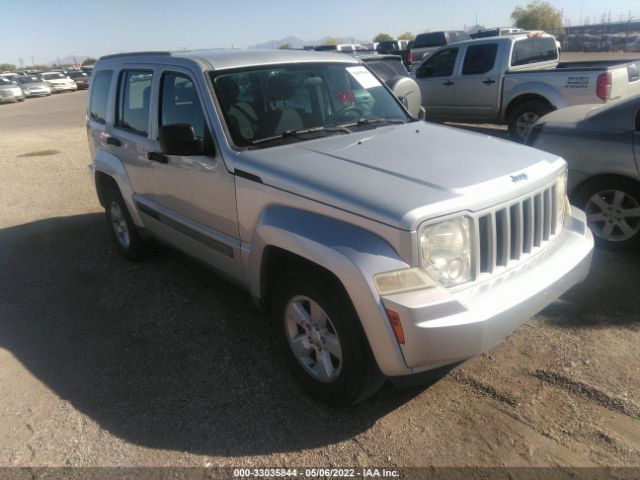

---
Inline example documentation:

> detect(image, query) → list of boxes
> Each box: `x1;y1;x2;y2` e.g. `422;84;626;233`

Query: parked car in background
470;27;525;39
0;77;25;103
409;31;471;62
526;93;640;250
375;40;413;70
357;53;423;117
12;75;52;97
81;65;94;74
87;49;592;405
411;33;640;140
313;44;369;53
67;70;90;89
40;71;78;92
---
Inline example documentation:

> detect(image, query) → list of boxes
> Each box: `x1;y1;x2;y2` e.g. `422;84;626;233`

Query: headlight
419;216;473;287
555;169;568;234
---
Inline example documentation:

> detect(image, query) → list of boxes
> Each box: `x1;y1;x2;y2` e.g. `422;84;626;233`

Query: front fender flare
246;206;412;376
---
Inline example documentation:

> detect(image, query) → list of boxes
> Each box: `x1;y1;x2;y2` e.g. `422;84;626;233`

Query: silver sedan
527;94;640;250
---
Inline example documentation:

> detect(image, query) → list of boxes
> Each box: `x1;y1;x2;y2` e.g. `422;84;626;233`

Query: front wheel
271;271;385;405
574;177;640;251
508;100;553;142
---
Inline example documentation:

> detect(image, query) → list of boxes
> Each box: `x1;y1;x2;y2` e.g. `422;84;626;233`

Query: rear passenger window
462;44;498;75
116;70;153;136
160;72;206;139
89;70;112;124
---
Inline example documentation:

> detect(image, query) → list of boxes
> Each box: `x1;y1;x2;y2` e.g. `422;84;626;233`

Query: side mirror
159;123;204;156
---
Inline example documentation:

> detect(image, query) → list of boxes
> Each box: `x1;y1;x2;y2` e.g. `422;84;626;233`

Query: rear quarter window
511;37;558;66
89;70;113;124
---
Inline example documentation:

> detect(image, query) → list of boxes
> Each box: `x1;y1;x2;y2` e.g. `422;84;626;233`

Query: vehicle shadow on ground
542;248;640;328
0;214;428;456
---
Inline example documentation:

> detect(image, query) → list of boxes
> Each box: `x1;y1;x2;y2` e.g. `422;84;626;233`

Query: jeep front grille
476;184;559;275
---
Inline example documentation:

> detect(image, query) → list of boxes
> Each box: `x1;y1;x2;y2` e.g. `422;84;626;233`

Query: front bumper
50;83;77;92
381;208;593;374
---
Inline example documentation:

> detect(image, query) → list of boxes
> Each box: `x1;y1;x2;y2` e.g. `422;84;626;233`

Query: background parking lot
1;90;639;468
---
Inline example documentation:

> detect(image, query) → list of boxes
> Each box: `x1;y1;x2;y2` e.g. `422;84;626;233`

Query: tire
508;100;553;142
574;176;640;251
103;183;148;260
271;271;385;405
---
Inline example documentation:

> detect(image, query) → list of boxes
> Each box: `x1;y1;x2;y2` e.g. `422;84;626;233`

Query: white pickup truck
411;33;640;139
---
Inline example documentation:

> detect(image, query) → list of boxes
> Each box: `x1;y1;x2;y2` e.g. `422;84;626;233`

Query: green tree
0;63;16;72
278;43;291;49
511;1;564;35
82;57;98;66
398;31;415;41
323;37;338;46
373;33;394;43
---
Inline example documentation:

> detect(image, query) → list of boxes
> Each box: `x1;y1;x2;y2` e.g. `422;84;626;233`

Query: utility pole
29;56;35;66
18;57;24;69
579;2;584;25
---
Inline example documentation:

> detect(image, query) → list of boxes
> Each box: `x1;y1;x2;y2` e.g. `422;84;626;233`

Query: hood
23;82;49;89
235;122;565;230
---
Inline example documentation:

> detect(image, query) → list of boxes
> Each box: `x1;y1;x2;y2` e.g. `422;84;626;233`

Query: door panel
111;68;157;198
145;67;241;277
413;48;459;118
452;42;501;121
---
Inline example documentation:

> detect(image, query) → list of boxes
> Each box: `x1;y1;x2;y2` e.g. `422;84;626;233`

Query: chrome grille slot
477;183;559;280
533;193;543;247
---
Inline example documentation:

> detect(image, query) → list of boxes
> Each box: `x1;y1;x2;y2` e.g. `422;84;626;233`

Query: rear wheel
103;184;148;260
508;100;553;141
574;176;640;251
271;271;385;405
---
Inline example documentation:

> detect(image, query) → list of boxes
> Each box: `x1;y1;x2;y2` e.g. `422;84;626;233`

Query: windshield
42;73;67;80
0;78;16;86
211;63;409;148
68;72;86;78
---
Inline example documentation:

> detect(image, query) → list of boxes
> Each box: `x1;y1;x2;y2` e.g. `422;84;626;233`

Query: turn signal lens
385;309;405;345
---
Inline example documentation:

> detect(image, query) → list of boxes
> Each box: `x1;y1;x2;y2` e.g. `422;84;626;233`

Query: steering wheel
335;106;364;122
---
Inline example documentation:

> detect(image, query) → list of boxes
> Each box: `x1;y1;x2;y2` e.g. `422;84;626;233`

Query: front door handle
443;80;454;87
147;152;169;164
482;79;496;85
105;136;121;147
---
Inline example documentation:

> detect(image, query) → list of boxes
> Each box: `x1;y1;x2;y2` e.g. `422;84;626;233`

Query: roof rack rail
99;51;172;60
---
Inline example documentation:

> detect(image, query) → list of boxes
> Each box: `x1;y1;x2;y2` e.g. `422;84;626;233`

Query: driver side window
416;48;459;78
159;72;206;139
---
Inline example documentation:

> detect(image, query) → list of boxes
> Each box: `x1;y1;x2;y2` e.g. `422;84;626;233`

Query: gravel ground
1;91;639;472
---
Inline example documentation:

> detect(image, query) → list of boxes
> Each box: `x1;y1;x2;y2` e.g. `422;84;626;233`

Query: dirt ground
1;90;639;472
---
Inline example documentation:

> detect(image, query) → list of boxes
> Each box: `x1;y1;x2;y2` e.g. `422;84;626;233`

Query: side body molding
92;149;144;227
245;206;413;376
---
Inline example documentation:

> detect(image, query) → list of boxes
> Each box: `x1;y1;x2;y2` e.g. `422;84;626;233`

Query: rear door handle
105;136;121;147
482;79;496;85
147;152;169;164
443;80;454;87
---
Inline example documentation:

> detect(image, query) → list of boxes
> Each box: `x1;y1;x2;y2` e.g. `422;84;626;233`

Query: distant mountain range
45;55;90;66
250;35;367;49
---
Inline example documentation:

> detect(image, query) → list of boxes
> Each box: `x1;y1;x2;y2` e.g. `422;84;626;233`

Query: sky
1;0;640;66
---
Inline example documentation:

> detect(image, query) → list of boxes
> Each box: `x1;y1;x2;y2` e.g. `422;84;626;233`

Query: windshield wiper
336;117;409;129
249;126;351;147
